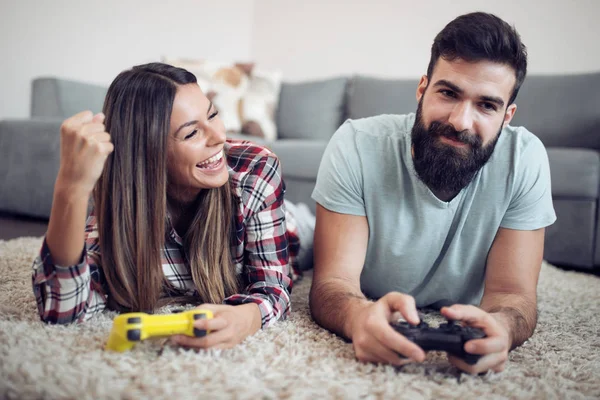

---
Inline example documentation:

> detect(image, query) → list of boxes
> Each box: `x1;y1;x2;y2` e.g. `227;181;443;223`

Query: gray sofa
1;72;599;271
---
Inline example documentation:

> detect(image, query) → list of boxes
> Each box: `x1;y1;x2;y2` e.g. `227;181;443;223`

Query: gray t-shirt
312;113;556;308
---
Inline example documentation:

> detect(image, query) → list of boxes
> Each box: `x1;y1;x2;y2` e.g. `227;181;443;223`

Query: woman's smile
196;150;225;172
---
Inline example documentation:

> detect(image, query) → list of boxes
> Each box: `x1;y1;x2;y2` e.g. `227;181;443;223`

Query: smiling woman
31;63;311;350
166;83;231;198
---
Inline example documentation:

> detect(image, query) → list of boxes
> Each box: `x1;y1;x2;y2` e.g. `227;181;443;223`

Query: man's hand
171;303;262;349
441;305;510;374
350;293;426;366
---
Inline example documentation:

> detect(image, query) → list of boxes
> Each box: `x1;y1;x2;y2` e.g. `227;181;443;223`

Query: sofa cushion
346;75;418;120
276;77;348;140
546;199;596;268
267;140;328;180
547;147;600;199
510;72;600;150
31;78;107;119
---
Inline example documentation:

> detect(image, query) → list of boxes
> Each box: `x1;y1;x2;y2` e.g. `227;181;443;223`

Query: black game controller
390;320;486;365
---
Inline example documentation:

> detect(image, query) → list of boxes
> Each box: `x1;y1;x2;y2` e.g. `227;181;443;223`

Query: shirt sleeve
223;154;293;328
311;120;366;216
31;212;108;324
500;135;557;230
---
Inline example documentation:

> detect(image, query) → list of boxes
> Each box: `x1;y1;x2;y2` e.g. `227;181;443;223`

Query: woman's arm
170;148;292;349
32;212;109;324
224;152;292;328
32;111;113;324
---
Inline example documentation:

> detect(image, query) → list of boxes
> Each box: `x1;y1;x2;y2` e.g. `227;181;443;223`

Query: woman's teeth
197;151;223;169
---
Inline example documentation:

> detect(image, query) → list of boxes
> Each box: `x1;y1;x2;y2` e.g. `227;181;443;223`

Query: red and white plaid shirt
32;140;300;328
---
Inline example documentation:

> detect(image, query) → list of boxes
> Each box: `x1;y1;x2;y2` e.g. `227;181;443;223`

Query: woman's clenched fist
56;111;114;196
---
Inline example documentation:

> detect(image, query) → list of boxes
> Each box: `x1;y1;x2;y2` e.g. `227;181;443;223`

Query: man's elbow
308;283;324;324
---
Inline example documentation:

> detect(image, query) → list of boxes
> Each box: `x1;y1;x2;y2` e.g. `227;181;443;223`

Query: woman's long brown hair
94;63;239;313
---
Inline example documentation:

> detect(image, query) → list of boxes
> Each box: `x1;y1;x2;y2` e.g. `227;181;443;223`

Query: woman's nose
205;121;226;146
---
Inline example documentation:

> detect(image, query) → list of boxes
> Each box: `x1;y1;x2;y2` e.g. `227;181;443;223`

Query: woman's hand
56;110;113;196
171;303;262;349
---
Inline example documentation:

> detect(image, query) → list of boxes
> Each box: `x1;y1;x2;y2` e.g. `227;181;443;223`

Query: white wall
0;0;255;119
252;0;600;82
2;0;599;119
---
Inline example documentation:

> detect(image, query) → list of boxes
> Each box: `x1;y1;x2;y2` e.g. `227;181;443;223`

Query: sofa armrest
31;77;107;119
0;118;63;218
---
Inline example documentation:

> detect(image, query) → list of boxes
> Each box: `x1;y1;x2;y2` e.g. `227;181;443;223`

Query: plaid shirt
32;140;299;328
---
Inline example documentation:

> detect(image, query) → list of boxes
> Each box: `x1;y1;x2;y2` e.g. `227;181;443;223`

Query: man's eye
440;90;456;98
481;103;497;112
184;130;198;140
208;110;219;120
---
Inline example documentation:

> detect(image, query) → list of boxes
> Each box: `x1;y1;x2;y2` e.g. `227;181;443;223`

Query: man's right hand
56;111;114;196
349;292;426;366
310;205;426;367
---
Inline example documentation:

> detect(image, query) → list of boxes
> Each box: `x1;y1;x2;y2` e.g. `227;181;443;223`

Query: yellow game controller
105;309;213;352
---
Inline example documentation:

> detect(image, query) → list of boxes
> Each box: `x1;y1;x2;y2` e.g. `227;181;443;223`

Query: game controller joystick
105;309;213;352
391;319;486;365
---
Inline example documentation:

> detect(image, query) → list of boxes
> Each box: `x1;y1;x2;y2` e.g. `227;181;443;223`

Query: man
309;12;556;375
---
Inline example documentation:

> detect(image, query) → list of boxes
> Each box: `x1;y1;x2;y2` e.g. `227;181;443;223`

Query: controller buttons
193;328;207;338
193;313;208;337
127;329;141;341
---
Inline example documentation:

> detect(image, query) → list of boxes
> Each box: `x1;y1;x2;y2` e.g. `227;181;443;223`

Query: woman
32;62;309;349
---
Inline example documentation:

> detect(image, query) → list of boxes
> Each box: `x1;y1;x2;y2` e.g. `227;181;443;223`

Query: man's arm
480;227;545;350
309;204;371;339
309;204;425;365
440;226;545;373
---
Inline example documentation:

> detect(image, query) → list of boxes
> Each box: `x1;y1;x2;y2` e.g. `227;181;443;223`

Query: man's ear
503;103;517;127
416;75;428;103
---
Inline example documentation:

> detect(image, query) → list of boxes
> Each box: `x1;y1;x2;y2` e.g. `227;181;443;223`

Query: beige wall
251;0;600;81
0;0;255;119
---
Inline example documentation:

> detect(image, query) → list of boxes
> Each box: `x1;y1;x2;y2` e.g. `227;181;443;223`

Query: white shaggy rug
1;237;599;400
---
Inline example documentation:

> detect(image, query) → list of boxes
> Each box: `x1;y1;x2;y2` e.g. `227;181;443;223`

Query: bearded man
309;12;556;374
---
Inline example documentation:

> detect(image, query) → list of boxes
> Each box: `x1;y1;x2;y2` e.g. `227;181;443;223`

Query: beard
411;100;502;196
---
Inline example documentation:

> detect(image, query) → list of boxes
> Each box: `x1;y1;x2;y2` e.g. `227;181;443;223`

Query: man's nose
448;102;474;133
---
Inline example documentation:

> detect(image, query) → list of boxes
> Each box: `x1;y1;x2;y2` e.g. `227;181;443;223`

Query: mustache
429;121;482;148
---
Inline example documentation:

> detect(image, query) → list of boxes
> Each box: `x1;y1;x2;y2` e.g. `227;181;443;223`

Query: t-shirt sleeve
311;120;366;216
500;135;557;230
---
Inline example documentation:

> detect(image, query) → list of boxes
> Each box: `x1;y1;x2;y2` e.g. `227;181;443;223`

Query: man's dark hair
426;12;527;105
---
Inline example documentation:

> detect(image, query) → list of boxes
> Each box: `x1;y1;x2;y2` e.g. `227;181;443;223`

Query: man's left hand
441;305;511;374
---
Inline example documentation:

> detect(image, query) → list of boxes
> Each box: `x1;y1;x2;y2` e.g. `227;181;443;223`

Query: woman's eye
208;110;219;120
184;130;198;140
